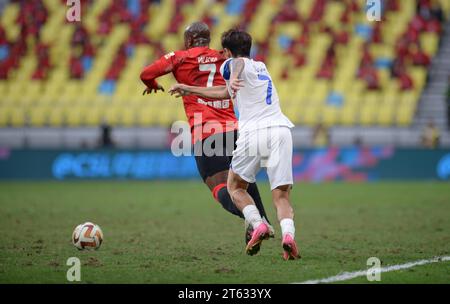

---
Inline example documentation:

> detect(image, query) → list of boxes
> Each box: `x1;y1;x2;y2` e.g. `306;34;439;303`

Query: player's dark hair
221;29;252;57
184;22;210;48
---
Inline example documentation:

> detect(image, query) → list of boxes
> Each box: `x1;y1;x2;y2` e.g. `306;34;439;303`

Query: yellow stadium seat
400;91;419;107
0;82;7;101
302;106;320;126
85;107;102;126
10;108;26;127
122;108;136;127
155;106;175;127
340;106;357;126
322;107;338;126
29;107;48;127
383;89;399;105
137;107;154;126
284;105;301;124
420;33;439;56
377;104;395;126
364;92;382;107
48;108;64;127
175;107;186;121
0;106;11;126
396;106;415;126
103;107;121;126
410;67;427;92
66;108;83;127
359;105;377;126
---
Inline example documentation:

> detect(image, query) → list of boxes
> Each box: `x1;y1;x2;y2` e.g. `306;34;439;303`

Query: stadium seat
48;108;64;127
29;107;47;127
396;106;415;126
0;0;447;129
340;106;357;126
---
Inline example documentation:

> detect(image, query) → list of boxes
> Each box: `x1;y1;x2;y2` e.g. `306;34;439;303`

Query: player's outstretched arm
140;63;166;95
140;52;180;95
169;83;231;99
142;83;165;95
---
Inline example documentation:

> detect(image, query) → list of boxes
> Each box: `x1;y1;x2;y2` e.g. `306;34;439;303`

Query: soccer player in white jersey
169;29;300;260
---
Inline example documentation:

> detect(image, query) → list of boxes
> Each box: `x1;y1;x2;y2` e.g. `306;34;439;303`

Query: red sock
212;183;227;202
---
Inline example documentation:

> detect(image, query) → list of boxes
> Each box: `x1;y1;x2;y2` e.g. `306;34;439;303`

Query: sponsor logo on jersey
197;98;230;109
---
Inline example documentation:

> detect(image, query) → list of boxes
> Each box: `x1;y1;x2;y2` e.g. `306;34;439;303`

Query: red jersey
140;46;238;143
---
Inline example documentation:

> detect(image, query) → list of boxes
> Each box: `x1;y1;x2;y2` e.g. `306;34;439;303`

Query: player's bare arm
229;58;245;97
169;83;230;99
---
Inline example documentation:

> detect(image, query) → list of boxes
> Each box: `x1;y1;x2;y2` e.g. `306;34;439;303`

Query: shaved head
184;22;210;49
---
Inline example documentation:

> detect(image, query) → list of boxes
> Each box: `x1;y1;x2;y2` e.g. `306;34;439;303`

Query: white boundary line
294;256;450;284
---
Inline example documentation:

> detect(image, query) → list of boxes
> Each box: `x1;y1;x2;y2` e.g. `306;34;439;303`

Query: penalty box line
293;256;450;284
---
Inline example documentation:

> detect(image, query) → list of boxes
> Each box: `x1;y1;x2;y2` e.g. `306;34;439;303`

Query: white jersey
220;57;294;132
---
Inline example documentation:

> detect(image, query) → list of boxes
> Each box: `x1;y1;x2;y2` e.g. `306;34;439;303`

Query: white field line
294;256;450;284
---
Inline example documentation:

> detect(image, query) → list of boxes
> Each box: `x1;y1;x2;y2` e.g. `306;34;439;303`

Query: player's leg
245;182;274;244
205;170;242;217
227;169;270;255
227;130;272;225
206;168;274;251
207;172;273;226
267;127;300;260
271;185;300;260
194;132;242;216
197;131;273;225
247;182;272;226
228;131;271;255
226;169;253;212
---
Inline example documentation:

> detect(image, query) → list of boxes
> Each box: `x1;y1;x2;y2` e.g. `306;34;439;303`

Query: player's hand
142;84;165;95
169;84;191;98
230;79;244;99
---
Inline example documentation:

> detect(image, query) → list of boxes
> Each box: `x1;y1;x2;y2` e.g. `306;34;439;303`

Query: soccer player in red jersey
140;22;273;253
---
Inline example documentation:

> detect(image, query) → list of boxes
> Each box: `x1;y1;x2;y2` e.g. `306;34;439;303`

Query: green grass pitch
0;181;449;283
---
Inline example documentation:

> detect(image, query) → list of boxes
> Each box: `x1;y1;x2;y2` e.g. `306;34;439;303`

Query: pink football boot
282;234;301;260
245;222;270;255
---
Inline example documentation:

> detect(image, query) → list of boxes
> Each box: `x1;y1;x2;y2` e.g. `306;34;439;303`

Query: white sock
280;218;295;238
242;205;263;229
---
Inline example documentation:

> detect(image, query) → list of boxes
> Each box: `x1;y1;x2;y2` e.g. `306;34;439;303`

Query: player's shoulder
242;57;263;67
172;49;188;59
161;50;187;64
207;48;226;59
220;58;233;80
246;58;268;73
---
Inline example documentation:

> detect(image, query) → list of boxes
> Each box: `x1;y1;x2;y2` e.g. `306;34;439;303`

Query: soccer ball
72;222;103;250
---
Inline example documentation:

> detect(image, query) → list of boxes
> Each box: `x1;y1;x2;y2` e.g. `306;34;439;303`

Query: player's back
173;47;226;87
221;57;294;132
170;47;237;141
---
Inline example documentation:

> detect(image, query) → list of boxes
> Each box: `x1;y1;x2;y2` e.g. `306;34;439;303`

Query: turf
0;181;449;284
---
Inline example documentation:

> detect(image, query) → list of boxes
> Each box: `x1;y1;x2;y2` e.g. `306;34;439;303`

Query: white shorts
231;126;293;190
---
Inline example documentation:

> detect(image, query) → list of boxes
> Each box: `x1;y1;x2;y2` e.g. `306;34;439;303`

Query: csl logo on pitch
366;0;382;22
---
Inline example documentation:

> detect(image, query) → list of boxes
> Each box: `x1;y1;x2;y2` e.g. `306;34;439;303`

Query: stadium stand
0;0;449;147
